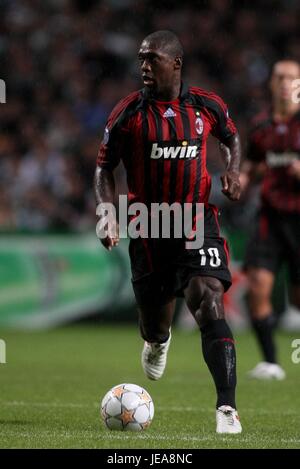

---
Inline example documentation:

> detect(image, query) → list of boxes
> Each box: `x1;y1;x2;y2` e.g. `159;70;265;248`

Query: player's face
270;61;300;103
138;41;178;94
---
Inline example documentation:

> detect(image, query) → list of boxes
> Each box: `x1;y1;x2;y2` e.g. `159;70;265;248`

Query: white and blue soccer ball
101;383;154;431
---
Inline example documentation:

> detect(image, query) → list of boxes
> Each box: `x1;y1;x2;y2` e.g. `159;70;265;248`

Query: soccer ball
101;383;154;431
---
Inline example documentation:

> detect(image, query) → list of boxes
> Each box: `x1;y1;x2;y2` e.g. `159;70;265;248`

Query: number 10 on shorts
199;248;221;267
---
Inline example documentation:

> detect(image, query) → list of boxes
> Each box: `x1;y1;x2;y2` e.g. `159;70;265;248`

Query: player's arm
94;93;136;249
94;115;125;251
205;92;241;201
220;141;266;196
94;166;119;251
219;134;241;201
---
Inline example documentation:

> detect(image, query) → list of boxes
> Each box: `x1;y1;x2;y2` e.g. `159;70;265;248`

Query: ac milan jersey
97;83;237;206
247;110;300;213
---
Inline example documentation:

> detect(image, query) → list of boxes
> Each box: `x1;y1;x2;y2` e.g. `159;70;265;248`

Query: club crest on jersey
195;117;203;135
150;141;198;159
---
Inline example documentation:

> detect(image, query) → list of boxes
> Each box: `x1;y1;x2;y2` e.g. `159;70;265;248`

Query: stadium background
1;0;300;450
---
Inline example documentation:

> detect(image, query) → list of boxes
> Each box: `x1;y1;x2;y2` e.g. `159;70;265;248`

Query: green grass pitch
0;324;300;449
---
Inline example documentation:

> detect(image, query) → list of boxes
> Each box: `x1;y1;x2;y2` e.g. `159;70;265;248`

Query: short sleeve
96;91;140;170
204;93;237;143
96;117;129;171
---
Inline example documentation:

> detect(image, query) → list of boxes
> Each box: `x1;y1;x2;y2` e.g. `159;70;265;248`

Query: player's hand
220;170;241;201
101;221;120;251
288;160;300;180
96;216;119;251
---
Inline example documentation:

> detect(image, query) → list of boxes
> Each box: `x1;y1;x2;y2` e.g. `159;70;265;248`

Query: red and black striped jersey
97;83;237;206
247;110;300;213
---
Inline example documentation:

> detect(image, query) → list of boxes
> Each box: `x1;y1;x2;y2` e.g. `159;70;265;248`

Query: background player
242;59;300;380
94;30;242;433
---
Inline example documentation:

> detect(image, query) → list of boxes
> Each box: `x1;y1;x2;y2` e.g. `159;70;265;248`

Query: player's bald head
141;30;183;59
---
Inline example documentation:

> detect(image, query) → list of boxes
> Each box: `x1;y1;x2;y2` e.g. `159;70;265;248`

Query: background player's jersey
97;83;236;206
247;110;300;213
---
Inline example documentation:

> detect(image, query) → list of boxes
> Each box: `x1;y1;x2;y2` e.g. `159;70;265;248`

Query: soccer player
242;59;300;380
94;30;242;433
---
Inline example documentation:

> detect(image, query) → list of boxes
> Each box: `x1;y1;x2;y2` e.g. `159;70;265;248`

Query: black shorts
129;205;232;306
244;207;300;285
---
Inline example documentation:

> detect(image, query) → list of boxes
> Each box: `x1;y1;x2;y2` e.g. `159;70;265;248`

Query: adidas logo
163;107;176;118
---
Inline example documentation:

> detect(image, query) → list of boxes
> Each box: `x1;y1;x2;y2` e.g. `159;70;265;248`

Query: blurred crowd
1;0;299;232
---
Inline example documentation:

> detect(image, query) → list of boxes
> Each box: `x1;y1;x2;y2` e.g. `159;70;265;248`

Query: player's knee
247;269;273;303
247;269;273;291
186;277;225;328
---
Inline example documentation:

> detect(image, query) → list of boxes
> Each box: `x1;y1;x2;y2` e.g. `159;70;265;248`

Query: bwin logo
150;142;198;159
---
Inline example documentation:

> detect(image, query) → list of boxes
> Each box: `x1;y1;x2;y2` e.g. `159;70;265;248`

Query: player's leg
173;205;240;431
184;276;237;407
139;299;176;380
244;210;285;379
129;237;176;380
138;299;175;344
247;267;279;366
184;275;241;433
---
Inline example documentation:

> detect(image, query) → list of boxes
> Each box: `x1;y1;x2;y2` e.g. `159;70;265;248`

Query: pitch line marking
0;400;299;416
1;429;300;445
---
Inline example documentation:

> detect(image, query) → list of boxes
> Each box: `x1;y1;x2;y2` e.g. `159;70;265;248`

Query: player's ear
174;56;182;70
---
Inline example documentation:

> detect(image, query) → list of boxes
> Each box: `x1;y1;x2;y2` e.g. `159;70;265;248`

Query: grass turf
0;324;300;449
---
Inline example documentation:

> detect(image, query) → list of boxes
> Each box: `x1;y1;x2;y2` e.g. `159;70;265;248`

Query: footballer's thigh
138;299;176;343
174;225;232;320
